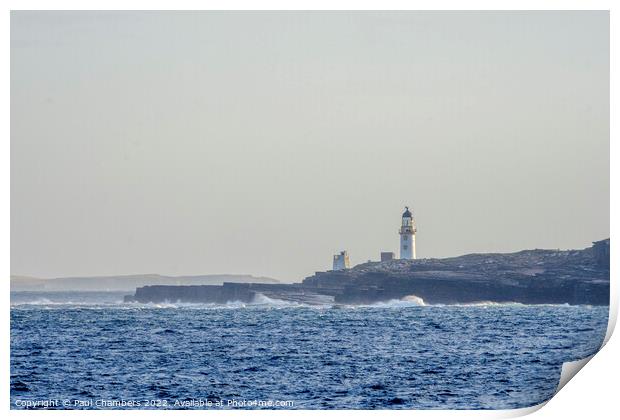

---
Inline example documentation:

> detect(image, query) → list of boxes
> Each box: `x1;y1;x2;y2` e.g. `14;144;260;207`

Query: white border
3;1;616;419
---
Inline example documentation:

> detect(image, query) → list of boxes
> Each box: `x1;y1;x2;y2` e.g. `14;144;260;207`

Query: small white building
399;206;417;260
333;251;351;271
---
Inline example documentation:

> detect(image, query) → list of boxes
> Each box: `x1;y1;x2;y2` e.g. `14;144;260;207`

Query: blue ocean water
10;291;609;410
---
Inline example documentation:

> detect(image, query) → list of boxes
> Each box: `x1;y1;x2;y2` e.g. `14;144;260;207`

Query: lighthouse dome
402;207;412;218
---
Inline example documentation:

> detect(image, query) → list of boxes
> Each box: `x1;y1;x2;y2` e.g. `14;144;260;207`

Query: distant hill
10;274;281;292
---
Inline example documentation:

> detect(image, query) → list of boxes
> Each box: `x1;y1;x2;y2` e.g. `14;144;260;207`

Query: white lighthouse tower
399;206;417;260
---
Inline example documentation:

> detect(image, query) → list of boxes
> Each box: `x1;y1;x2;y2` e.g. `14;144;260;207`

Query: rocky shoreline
124;239;610;306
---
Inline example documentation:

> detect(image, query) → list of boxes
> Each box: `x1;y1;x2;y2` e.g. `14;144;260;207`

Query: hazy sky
11;11;609;281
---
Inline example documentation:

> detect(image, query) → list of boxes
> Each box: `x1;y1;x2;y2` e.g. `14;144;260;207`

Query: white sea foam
363;295;427;308
250;293;296;306
445;301;525;307
402;295;426;306
11;298;55;306
433;301;586;308
11;291;595;310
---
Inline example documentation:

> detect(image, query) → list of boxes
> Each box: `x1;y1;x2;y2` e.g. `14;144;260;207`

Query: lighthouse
399;206;417;260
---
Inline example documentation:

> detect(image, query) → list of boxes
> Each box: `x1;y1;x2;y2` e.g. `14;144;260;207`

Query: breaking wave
251;293;299;306
364;295;427;308
11;291;593;310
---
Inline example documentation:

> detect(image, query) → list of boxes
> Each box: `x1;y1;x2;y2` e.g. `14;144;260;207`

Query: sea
10;291;609;410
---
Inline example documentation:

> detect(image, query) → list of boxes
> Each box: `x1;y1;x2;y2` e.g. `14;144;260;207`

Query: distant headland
124;239;610;306
122;207;609;306
10;274;280;292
